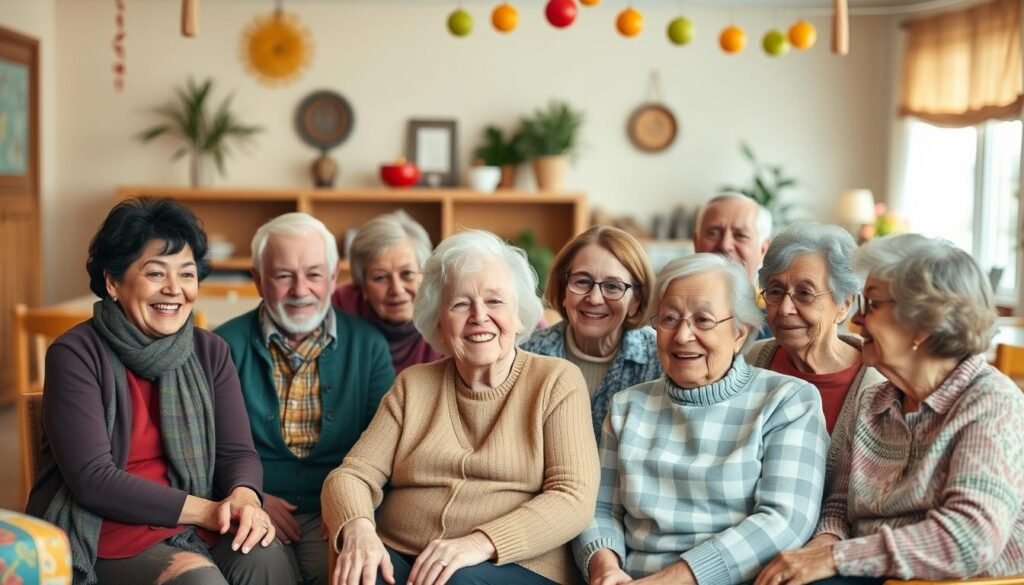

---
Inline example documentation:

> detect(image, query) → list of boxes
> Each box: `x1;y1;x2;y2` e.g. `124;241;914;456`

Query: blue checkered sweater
574;356;829;584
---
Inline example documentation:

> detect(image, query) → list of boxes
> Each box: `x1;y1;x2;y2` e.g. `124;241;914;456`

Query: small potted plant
473;125;526;189
519;100;583;192
138;77;262;187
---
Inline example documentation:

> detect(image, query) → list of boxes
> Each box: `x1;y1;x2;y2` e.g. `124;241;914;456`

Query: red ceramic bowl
380;163;421;188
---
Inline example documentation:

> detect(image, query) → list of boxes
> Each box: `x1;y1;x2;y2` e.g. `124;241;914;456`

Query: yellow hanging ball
616;7;644;37
492;3;518;33
788;20;817;50
719;25;746;53
580;0;601;5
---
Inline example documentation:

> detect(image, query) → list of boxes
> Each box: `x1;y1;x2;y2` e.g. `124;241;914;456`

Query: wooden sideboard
117;186;588;291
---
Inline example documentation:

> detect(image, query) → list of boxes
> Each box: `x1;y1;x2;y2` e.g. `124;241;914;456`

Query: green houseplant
519;100;583;192
137;77;262;187
474;125;526;189
514;229;554;295
720;142;800;230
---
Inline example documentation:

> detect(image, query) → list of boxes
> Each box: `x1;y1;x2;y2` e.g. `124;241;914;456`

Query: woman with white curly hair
758;233;1024;585
322;230;599;585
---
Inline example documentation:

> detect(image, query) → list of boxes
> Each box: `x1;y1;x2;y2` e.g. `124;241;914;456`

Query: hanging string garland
241;2;313;86
112;0;126;92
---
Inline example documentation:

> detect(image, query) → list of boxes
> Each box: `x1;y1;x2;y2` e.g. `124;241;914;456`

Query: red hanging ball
545;0;577;28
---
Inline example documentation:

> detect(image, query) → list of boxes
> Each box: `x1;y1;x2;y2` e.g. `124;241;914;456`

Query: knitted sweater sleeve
815;383;862;541
474;365;600;564
680;381;829;585
573;409;629;580
831;386;1024;579
321;378;405;552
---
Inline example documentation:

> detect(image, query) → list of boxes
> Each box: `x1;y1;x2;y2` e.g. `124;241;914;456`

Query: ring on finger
439;560;449;568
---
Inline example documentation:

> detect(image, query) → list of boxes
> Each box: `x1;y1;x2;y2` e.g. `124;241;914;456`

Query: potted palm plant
519;100;583;192
138;77;262;187
474;125;526;189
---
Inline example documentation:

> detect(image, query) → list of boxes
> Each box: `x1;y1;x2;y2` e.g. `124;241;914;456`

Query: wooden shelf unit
117;186;588;288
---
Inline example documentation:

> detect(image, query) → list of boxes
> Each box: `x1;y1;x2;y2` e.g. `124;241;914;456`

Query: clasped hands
332;518;495;585
182;486;276;554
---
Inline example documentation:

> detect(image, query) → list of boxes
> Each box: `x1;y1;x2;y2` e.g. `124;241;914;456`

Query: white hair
413;230;543;351
695;192;774;242
251;212;339;274
650;253;765;354
349;210;432;287
759;222;861;305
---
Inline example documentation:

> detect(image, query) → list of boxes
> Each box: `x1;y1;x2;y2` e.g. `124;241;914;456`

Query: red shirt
768;348;861;434
97;372;214;558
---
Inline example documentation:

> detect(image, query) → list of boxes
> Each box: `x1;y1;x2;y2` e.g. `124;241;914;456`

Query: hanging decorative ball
719;25;746;54
580;0;601;5
241;9;314;86
448;8;474;37
762;29;790;56
492;3;518;32
545;0;578;29
788;20;817;50
616;7;644;37
667;16;694;45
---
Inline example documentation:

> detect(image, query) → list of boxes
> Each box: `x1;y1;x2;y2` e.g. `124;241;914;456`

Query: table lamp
837;189;876;239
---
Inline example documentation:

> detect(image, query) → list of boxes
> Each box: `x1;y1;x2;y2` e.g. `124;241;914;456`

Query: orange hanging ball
580;0;601;5
492;3;518;32
788;20;816;50
616;7;644;37
719;25;746;53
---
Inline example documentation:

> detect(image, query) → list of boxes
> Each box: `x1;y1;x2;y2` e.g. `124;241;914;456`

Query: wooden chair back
14;303;208;503
995;343;1024;381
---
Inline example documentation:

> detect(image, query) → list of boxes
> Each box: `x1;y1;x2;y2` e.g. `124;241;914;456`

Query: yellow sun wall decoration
241;10;313;86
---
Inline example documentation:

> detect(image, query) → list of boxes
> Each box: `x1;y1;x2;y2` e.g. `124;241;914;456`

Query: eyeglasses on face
854;293;896;316
566;273;634;301
760;287;833;306
650;312;734;333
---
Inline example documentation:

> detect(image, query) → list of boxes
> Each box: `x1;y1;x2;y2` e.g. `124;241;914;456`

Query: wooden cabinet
117;186;588;291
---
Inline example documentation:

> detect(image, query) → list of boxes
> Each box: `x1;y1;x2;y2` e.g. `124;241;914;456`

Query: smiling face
253;232;338;341
562;244;640;349
764;253;850;357
656;272;748;388
439;258;521;378
695;198;769;280
362;239;422;324
105;239;198;339
851;276;918;378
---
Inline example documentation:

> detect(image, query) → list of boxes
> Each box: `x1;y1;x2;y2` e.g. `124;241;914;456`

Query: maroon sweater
26;322;263;530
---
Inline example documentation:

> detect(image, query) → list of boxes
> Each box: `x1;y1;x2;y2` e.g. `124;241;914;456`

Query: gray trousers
280;512;329;585
95;535;295;585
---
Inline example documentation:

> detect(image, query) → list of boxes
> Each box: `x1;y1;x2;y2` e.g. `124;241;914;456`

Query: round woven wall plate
295;90;354;151
627;103;678;153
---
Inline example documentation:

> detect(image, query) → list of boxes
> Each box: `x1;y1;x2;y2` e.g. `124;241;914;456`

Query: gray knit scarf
44;297;216;585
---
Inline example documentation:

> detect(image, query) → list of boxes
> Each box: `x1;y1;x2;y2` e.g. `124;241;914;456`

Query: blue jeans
378;546;558;585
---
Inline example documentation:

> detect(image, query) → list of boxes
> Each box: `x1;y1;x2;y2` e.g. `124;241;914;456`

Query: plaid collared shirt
259;305;336;458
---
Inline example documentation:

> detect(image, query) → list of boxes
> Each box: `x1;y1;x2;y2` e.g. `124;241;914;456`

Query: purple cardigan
25;322;263;528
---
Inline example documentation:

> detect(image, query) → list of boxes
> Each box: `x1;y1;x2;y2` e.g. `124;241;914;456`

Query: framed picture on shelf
406;119;457;187
0;26;39;197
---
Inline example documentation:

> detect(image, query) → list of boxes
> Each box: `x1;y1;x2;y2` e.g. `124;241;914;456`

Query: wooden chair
13;303;208;504
995;343;1024;380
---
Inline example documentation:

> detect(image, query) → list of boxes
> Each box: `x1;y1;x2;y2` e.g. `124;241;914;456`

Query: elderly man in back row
695;192;774;339
215;213;395;585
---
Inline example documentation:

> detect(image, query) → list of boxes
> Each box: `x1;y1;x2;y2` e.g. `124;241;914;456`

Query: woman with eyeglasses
745;223;884;434
757;233;1024;585
576;253;828;585
523;225;661;439
332;210;443;374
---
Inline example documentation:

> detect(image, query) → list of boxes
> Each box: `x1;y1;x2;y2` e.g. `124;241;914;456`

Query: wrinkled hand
219;487;275;554
263;494;301;544
408;532;496;585
588;549;634;585
333;518;394;585
633;561;696;585
755;539;838;585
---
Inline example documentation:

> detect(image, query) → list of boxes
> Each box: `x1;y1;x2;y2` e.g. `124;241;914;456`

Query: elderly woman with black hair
26;197;293;585
577;254;827;585
332;210;442;374
746;223;884;434
757;234;1024;585
322;229;599;585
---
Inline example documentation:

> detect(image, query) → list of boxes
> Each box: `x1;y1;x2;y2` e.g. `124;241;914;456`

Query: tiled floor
0;405;23;511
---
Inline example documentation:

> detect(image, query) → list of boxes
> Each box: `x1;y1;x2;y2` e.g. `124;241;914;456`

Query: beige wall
12;1;894;302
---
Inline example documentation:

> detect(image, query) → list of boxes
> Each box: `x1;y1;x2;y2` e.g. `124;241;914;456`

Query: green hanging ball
448;9;473;37
667;17;695;45
762;29;790;56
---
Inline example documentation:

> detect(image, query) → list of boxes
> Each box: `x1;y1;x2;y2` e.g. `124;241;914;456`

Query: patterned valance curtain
899;0;1023;127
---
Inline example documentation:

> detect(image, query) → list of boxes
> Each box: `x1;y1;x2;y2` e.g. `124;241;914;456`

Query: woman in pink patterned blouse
757;233;1024;585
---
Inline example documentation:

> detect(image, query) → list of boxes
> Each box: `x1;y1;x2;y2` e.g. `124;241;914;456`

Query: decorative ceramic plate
240;10;313;86
627;103;678;153
295;90;354;151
